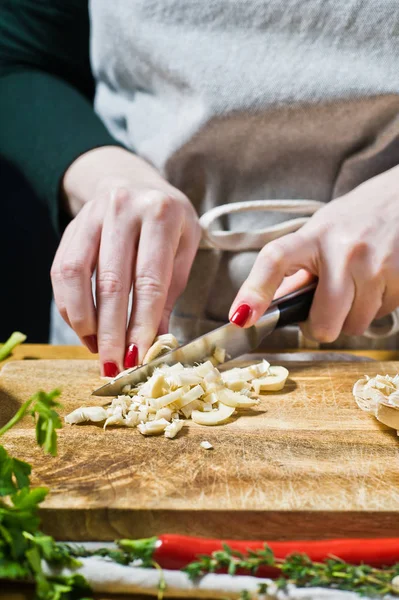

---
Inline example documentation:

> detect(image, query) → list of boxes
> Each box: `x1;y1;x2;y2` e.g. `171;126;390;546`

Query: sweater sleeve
0;0;123;233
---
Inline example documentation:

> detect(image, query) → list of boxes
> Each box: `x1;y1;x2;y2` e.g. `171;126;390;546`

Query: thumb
229;233;316;327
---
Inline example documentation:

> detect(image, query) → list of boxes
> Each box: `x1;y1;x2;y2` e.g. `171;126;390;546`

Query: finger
229;232;316;327
375;287;399;319
157;224;201;335
342;278;384;336
56;202;101;350
127;216;182;363
96;189;138;374
51;223;75;329
273;269;315;300
301;261;355;343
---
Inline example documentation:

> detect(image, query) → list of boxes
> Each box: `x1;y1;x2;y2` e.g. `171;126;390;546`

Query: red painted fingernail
103;362;119;378
230;304;252;327
83;335;98;354
124;343;138;369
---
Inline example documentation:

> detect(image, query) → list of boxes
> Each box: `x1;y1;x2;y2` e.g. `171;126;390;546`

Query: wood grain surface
1;356;399;541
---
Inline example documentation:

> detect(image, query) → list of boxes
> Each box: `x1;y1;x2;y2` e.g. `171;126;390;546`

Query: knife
92;282;317;396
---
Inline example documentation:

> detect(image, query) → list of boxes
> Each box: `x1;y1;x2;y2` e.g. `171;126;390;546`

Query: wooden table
2;344;399;599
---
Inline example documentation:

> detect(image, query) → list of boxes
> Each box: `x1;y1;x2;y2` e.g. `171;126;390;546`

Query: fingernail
83;335;98;354
124;343;138;369
103;362;119;378
230;304;252;327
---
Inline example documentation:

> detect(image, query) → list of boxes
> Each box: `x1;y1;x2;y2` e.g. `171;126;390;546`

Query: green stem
0;331;27;362
0;398;33;437
117;537;159;563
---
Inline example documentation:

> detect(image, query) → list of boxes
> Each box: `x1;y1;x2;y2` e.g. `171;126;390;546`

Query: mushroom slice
172;385;205;410
142;334;179;364
191;403;235;425
65;406;107;425
200;441;214;450
125;412;140;427
138;372;167;399
217;388;259;409
164;419;185;439
353;377;390;414
213;346;226;364
137;418;170;436
167;371;203;388
251;366;289;393
155;407;173;421
194;361;217;377
224;379;252;392
180;399;202;419
249;359;270;378
150;386;189;411
376;403;399;430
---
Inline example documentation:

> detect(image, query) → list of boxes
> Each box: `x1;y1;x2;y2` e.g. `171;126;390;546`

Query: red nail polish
124;344;138;369
230;304;252;327
83;335;98;354
103;362;119;378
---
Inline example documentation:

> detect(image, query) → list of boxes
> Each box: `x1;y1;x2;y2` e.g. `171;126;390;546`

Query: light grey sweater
86;0;399;349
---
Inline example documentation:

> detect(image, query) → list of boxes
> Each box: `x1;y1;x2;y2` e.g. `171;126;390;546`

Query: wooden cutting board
1;357;399;542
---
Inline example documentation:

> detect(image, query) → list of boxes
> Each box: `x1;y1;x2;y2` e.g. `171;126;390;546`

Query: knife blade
92;282;316;396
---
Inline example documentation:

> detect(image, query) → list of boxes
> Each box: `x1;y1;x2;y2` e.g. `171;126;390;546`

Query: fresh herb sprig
0;388;93;599
184;544;399;598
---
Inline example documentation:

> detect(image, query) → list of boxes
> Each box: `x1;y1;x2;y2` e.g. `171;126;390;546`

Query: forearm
0;70;122;233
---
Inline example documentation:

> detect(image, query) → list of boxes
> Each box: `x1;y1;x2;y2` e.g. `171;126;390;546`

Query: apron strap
199;199;325;250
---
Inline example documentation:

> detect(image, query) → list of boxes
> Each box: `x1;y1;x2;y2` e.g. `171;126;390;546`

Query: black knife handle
274;282;317;329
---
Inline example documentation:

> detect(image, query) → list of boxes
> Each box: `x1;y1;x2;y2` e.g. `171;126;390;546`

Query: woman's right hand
51;146;201;376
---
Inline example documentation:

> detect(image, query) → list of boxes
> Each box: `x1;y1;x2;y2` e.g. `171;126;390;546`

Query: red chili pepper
119;535;399;578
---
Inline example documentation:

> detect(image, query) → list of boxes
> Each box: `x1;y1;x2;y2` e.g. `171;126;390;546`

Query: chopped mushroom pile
65;335;289;439
353;373;399;432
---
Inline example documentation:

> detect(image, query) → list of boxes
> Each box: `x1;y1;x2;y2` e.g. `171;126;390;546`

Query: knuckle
97;330;121;350
97;270;124;296
59;259;87;281
135;272;167;298
150;193;178;221
259;241;286;269
50;265;61;283
346;240;371;264
68;315;87;333
110;187;131;214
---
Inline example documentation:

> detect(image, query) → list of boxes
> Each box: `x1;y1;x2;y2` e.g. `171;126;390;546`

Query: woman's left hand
229;166;399;342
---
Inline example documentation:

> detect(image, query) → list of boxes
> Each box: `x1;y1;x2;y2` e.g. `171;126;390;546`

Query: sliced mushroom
217;388;259;409
142;334;179;364
191;403;235;426
164;419;185;439
376;403;399;430
65;406;108;425
252;366;289;393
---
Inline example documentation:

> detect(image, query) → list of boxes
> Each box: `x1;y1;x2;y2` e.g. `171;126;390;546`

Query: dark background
0;157;57;342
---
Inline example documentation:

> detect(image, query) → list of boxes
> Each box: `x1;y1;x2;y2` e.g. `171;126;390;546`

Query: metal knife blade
92;283;316;397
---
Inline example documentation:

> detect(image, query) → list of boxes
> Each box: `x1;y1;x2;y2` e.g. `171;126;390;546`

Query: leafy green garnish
0;331;27;362
30;390;62;456
184;544;399;598
0;388;94;599
0;446;31;496
0;388;62;455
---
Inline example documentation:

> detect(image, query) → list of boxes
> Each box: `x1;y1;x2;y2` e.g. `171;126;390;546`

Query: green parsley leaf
30;390;62;456
0;446;31;496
